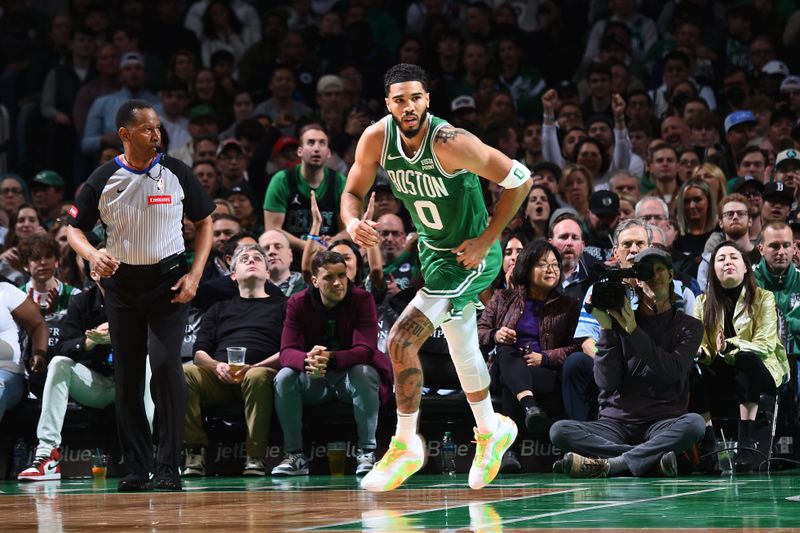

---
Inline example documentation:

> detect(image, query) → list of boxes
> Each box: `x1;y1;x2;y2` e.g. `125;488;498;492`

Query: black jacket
595;306;703;424
55;285;112;376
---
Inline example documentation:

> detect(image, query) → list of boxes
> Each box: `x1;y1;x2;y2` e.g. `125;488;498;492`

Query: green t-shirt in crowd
262;165;347;214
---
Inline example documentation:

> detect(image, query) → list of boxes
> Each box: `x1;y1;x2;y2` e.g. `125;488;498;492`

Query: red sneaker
18;449;61;482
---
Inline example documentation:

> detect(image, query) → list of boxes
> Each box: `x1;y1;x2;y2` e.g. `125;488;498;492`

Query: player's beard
393;108;429;139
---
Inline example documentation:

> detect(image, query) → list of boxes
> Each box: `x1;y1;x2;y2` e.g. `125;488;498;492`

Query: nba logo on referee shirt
148;195;172;205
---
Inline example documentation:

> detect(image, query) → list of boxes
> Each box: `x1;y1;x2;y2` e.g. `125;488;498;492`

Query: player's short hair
116;99;156;129
384;64;429;96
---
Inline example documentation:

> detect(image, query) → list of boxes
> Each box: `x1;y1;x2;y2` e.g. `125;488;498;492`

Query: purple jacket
280;285;393;403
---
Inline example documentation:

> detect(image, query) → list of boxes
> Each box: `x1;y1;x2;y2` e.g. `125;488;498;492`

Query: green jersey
378;114;501;318
379;114;489;250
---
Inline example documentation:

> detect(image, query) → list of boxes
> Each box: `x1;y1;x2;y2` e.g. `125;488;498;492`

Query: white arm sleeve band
498;160;531;189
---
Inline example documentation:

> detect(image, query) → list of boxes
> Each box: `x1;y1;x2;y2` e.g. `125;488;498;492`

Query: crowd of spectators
1;0;799;479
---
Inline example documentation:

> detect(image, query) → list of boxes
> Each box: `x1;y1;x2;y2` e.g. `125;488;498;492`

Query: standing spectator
81;52;159;158
263;124;348;255
271;251;392;476
253;66;312;136
159;80;191;152
73;43;121;139
182;244;284;477
199;0;254;68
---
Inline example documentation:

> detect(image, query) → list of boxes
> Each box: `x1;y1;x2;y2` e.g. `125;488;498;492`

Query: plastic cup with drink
327;442;347;476
91;449;108;479
227;347;247;384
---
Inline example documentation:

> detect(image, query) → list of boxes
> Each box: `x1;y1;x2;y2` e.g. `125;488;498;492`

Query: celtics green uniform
379;114;501;318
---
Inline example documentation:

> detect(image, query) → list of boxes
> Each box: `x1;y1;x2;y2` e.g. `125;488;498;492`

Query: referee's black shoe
117;473;153;492
153;463;182;491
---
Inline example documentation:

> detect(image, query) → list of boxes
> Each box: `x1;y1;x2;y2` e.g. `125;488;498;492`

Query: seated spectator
30;171;65;230
0;205;45;285
199;0;254;69
17;269;153;481
698;194;761;291
692;163;727;204
217;139;249;191
549;212;595;302
0;175;30;221
672;178;717;279
226;181;263;235
18;234;80;315
258;229;305;297
201;214;242;283
263;124;349;257
193;159;223;200
478;241;581;471
550;248;706;478
169;107;221;167
485;232;526;299
558;164;593;219
518;185;558;241
583;190;621;262
182;244;284;477
0;280;48;422
271;251;392;476
692;241;790;473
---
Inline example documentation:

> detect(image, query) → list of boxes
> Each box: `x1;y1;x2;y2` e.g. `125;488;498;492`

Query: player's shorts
415;238;501;322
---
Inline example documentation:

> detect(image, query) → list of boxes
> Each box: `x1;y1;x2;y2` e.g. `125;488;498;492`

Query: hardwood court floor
1;471;799;531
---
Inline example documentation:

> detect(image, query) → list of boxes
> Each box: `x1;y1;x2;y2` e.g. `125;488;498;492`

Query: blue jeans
274;364;380;452
0;369;24;422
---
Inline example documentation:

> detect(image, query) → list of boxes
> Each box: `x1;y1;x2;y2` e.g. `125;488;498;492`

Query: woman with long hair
692;241;789;472
478;240;581;471
0;205;44;284
672;178;717;278
692;162;727;204
519;185;558;241
558;164;594;219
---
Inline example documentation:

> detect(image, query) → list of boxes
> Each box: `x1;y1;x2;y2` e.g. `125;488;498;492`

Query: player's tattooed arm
434;126;473;144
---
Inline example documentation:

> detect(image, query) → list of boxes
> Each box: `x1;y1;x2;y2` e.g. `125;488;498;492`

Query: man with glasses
697;194;760;291
371;213;417;300
635;196;670;232
728;176;764;241
552;247;705;478
182;244;285;478
566;219;696;421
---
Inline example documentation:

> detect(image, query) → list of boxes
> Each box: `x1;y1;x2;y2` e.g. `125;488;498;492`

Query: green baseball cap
188;105;218;123
31;170;64;188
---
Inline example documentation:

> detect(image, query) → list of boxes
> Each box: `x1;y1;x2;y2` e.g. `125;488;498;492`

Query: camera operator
565;219;696;421
550;248;706;478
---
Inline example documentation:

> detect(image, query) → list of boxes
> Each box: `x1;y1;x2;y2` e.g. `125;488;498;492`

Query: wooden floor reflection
2;473;800;531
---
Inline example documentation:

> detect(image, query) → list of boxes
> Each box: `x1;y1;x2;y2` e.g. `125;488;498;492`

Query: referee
67;99;214;492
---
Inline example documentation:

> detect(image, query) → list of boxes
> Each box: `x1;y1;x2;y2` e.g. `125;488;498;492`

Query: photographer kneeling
550;248;706;477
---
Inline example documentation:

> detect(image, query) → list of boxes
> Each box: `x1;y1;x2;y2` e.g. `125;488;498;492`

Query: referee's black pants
102;262;188;475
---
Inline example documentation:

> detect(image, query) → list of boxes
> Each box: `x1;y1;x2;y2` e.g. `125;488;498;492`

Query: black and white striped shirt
68;154;215;265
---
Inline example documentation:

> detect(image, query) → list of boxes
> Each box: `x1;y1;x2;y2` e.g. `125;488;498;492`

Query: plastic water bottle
12;438;28;477
441;432;456;476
